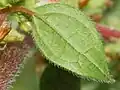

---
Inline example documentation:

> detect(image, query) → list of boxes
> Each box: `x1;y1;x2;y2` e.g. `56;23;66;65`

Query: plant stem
0;6;35;16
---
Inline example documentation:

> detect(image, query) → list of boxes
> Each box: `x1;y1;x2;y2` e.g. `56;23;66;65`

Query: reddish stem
0;6;35;15
96;24;120;40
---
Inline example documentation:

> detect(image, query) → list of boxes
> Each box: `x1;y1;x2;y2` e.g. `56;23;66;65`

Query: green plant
0;0;115;90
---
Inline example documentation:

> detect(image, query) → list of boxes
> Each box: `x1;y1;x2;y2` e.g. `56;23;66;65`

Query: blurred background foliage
1;0;120;90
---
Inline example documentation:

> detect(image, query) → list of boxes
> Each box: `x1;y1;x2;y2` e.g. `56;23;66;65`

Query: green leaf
10;48;39;90
32;3;114;83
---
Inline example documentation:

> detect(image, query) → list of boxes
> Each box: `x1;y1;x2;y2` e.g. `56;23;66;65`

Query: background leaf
40;64;80;90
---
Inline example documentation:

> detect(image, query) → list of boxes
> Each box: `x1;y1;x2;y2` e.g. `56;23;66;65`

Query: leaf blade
32;3;114;83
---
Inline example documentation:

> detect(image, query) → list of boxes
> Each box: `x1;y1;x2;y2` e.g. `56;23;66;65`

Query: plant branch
0;6;35;16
